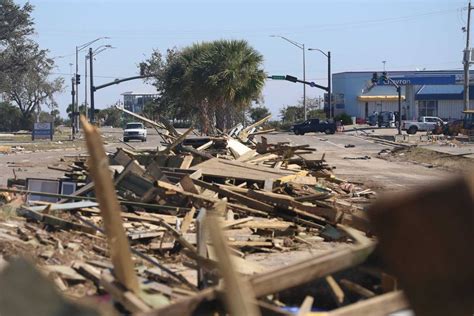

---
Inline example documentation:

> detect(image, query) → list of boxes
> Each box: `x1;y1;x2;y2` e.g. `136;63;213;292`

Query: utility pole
302;43;306;120
85;54;88;120
464;1;473;111
71;77;75;139
89;47;95;124
328;51;332;119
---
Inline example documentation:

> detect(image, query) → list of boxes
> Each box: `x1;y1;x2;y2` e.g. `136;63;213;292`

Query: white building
121;91;159;114
331;70;474;120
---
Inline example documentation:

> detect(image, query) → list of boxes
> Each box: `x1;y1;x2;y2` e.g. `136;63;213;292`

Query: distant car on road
292;118;336;135
402;116;446;135
123;122;147;142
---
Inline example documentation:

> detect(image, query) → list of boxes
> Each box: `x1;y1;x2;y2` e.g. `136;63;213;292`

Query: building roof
416;85;474;100
358;85;406;102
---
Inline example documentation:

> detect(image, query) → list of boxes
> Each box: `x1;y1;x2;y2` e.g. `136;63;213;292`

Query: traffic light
371;72;378;84
75;74;81;85
285;75;298;83
381;71;388;83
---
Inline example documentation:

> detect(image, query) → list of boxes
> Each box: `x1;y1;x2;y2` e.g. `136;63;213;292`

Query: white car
123;122;147;142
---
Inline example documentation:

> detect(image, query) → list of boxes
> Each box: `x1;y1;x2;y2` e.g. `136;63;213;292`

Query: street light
271;35;307;120
308;48;332;119
89;45;115;124
84;45;115;120
75;37;109;131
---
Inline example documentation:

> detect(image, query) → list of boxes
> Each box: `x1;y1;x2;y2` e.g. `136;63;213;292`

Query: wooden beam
206;203;261;316
81;116;139;293
327;291;409;316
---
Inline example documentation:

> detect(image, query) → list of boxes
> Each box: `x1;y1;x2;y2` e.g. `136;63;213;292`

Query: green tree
0;0;34;75
280;105;304;123
97;106;122;127
0;1;63;130
142;40;266;133
0;102;22;132
248;105;271;123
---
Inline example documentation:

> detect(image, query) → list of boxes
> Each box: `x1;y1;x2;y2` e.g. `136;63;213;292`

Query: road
0;128;454;192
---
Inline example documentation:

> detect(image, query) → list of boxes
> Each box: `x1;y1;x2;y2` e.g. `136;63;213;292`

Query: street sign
32;122;53;141
270;75;286;80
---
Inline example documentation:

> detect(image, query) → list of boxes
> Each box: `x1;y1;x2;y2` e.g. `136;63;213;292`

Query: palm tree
152;40;266;133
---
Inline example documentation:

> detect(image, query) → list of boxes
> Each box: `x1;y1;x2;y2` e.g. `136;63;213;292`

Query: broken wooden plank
327;291;409;316
100;272;151;313
340;279;375;298
205;204;261;316
325;275;345;306
368;174;474;316
81;116;139;294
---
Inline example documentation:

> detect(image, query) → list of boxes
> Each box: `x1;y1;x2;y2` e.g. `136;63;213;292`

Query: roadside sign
32;122;53;141
270;75;286;80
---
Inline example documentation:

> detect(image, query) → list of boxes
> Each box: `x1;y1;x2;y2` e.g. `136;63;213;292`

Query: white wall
437;100;474;120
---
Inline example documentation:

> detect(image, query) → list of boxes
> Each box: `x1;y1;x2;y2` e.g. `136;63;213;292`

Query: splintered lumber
325;275;345;305
191;158;293;183
145;240;375;315
116;106;166;130
161;126;194;155
100;272;151;313
18;207;96;234
205;203;261;316
81;116;139;294
339;279;375;298
296;296;314;316
368;174;474;316
327;291;409;316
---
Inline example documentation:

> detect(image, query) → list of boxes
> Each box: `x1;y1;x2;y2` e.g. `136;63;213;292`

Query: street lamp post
89;45;114;124
271;35;307;120
308;48;332;119
85;45;114;122
75;37;109;130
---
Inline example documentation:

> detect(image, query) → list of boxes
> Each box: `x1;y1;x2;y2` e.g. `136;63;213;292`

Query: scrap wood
160;126;194;155
147;236;375;315
81;116;139;294
100;271;152;313
18;207;96;234
296;296;314;316
205;203;261;316
325;275;345;305
339;278;375;298
368;174;474;316
326;291;409;316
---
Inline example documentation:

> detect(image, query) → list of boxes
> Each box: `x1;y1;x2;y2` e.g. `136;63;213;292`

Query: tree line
0;0;63;130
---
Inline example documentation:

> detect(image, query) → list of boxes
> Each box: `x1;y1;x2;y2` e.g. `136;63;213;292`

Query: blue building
331;70;474;120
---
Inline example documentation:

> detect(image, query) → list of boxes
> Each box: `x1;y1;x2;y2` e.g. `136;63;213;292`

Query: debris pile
0;113;412;316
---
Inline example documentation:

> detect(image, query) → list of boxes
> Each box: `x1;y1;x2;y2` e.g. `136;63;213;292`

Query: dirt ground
381;146;474;172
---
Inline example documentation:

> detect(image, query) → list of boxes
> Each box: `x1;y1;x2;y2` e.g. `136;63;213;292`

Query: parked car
292;118;336;135
123;122;147;142
377;111;396;128
367;113;378;126
402;116;446;135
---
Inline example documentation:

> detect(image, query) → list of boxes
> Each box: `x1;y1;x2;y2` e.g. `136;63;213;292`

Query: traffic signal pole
71;77;75;139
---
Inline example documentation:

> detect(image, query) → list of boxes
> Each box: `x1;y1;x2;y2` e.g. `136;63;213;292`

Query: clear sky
20;0;468;118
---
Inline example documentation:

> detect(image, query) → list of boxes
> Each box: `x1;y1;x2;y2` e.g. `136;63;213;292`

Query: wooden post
80;116;139;293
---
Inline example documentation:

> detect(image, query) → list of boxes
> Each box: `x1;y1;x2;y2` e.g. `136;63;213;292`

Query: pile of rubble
3;111;469;315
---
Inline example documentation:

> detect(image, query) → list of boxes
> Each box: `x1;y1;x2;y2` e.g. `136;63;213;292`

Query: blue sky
22;0;468;118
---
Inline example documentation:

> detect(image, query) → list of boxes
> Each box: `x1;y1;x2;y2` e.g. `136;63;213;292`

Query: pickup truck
123;122;147;142
292;118;336;135
402;116;445;134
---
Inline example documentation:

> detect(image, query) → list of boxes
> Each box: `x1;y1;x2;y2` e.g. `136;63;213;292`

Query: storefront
332;70;474;121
